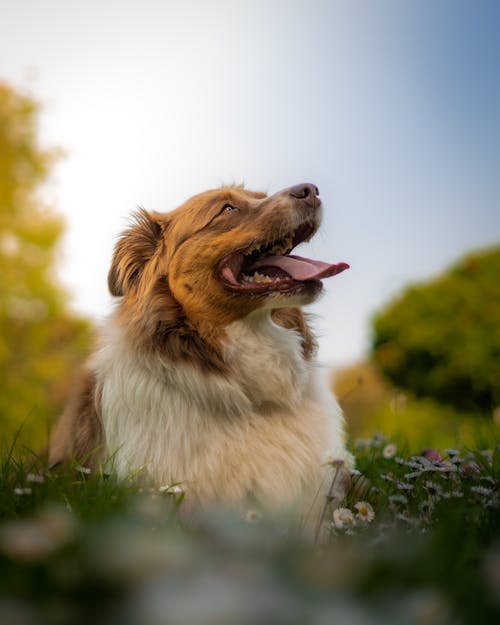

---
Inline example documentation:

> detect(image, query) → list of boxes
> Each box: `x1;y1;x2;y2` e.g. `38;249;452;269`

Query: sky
1;0;499;365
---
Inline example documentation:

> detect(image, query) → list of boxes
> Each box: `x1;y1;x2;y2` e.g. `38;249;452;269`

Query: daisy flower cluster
351;438;500;535
330;501;375;535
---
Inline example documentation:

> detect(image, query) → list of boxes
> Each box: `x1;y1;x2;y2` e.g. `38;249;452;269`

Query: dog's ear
108;209;164;296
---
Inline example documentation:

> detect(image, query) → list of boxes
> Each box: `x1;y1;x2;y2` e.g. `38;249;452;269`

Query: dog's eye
221;204;237;213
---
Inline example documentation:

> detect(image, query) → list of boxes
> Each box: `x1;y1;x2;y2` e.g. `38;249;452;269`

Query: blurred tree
332;361;392;432
372;247;500;414
0;82;90;449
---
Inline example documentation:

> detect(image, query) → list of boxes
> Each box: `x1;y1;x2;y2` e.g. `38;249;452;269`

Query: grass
0;435;499;625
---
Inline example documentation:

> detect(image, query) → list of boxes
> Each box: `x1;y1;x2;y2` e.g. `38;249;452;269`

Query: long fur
49;185;353;514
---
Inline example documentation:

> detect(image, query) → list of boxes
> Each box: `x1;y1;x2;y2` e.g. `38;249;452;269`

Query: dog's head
108;184;348;364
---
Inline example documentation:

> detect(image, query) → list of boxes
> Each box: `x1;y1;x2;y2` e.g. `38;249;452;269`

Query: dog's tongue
249;255;349;280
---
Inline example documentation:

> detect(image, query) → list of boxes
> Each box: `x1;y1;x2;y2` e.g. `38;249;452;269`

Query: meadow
1;423;499;625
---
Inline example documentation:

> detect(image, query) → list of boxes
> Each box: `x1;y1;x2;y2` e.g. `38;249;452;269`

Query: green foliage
0;83;90;448
372;247;500;414
333;361;500;451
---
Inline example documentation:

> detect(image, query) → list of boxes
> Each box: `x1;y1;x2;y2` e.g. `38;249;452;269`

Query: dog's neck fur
92;310;338;505
98;309;308;410
223;309;311;410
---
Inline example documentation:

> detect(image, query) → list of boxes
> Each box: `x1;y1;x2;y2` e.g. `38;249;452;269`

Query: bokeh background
1;0;499;449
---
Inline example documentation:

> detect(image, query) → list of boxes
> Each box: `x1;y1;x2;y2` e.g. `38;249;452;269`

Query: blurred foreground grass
1;433;499;625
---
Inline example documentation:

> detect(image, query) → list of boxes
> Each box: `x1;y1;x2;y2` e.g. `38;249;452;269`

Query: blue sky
1;0;499;365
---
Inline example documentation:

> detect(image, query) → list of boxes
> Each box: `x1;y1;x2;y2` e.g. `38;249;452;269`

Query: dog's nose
289;183;320;204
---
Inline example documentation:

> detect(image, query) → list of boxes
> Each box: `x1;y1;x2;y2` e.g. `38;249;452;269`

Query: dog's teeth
254;272;273;283
242;272;274;284
245;231;297;260
269;236;292;255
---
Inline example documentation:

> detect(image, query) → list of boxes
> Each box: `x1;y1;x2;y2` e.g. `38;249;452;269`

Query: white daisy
332;507;356;530
383;443;398;459
354;501;375;525
26;473;44;483
75;465;92;475
245;509;262;523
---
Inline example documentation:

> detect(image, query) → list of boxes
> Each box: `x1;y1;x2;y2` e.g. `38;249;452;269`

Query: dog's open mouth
218;220;349;294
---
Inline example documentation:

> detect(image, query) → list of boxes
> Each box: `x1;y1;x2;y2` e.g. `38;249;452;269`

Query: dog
49;183;353;514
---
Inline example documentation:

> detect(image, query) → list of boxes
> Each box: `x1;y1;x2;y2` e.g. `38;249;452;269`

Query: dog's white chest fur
94;313;348;508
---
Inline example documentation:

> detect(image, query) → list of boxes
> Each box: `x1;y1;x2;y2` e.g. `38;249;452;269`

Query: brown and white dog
49;183;353;514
